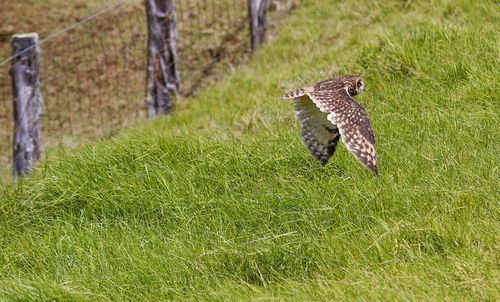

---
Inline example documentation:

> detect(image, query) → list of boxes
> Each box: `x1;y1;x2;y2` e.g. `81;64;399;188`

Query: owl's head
345;76;365;96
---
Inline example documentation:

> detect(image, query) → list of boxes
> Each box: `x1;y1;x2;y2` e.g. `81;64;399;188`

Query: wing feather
294;95;341;165
307;89;379;176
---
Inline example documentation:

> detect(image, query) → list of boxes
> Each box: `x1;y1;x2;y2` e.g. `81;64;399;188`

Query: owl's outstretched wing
293;95;341;165
307;88;379;176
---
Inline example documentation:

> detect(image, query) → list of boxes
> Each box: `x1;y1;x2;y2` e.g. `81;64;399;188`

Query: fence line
0;0;297;182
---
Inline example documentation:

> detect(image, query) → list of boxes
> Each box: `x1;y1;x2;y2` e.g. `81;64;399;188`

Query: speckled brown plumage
283;75;379;176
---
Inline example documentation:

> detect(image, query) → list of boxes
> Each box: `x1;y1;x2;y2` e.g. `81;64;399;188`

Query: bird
282;75;379;176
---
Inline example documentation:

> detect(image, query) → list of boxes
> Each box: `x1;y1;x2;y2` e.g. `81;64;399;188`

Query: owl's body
282;76;379;176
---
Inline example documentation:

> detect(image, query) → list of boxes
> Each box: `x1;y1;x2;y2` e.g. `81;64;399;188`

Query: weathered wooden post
145;0;179;119
248;0;271;52
10;33;43;180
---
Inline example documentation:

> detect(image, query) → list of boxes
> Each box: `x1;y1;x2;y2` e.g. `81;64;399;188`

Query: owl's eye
357;81;363;87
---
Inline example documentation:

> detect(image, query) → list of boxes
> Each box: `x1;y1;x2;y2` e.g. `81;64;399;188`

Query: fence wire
0;0;296;182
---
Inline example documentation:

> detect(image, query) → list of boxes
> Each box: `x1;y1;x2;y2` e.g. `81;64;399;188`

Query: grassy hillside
0;0;499;300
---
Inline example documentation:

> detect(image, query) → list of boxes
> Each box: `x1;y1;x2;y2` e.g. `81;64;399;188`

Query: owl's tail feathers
281;88;307;99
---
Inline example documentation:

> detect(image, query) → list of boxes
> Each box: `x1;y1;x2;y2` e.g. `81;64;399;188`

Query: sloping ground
0;0;498;300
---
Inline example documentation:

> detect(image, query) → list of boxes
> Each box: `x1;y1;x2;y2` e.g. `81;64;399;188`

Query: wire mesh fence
41;3;147;142
177;0;250;95
0;0;296;182
0;61;13;181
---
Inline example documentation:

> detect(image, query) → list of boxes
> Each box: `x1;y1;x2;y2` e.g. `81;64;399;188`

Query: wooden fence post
145;0;179;119
248;0;271;52
10;33;43;180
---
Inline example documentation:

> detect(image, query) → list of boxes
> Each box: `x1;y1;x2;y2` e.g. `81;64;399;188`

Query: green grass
0;0;499;300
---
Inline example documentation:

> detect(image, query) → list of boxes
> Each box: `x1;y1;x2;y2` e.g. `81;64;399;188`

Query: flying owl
282;75;379;176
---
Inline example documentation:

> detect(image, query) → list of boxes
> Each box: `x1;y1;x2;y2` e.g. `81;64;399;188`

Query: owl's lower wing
308;89;379;176
294;96;341;165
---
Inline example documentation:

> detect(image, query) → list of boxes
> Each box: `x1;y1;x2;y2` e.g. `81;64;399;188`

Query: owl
282;75;379;176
